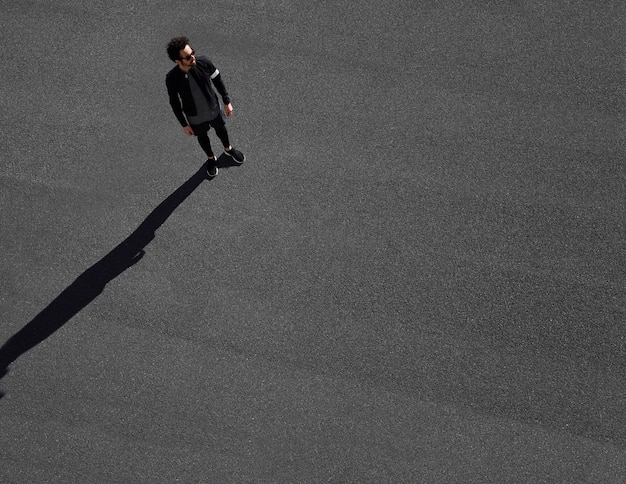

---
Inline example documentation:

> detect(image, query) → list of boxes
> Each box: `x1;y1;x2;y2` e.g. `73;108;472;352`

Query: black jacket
165;56;231;127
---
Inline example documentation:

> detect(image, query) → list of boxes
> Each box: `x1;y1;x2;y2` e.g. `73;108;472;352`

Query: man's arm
165;75;189;127
210;69;233;116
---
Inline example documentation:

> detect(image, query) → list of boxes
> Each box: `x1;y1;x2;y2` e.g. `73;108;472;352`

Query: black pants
191;114;230;159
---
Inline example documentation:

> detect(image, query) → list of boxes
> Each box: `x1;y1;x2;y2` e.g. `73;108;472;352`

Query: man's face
177;44;196;69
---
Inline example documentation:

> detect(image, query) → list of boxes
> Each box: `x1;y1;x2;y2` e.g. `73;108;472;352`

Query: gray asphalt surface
1;1;625;482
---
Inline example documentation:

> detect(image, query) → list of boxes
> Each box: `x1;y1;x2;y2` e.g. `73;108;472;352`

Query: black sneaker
224;147;245;164
206;159;218;178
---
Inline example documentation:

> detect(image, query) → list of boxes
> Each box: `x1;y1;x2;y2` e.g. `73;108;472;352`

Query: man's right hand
183;125;194;136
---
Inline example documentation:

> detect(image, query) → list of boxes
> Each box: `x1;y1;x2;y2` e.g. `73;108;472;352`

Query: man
166;37;245;177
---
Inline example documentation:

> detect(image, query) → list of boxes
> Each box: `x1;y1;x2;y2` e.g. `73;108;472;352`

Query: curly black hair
167;36;190;62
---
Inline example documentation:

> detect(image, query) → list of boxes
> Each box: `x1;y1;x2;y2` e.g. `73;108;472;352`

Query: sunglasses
181;49;195;61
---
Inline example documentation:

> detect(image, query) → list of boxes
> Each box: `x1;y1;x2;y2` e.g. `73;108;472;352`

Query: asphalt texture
1;1;625;482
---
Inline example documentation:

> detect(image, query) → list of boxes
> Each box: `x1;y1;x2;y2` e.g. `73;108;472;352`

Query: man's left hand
224;103;233;117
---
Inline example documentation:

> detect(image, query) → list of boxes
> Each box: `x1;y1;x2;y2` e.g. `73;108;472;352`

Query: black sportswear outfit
166;56;232;158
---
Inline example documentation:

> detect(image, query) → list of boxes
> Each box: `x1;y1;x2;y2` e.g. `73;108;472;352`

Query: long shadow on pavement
0;164;211;396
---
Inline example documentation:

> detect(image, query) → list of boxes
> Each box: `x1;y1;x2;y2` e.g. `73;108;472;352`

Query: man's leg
209;115;231;151
191;122;218;177
197;133;215;160
210;115;245;164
